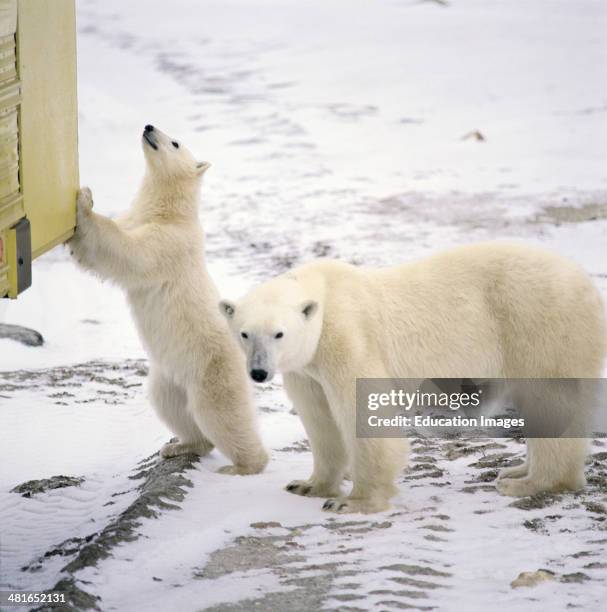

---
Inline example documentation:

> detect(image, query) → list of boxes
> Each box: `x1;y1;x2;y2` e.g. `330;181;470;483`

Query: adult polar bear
221;244;606;513
70;125;268;475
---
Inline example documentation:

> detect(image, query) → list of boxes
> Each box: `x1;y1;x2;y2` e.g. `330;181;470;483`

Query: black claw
322;500;334;510
286;483;297;492
338;503;347;511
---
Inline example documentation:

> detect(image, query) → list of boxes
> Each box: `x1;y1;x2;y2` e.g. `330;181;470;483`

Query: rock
522;519;547;534
0;323;44;346
461;130;486;142
510;570;555;588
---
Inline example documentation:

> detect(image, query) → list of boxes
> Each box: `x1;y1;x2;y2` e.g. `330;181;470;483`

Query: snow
1;0;607;610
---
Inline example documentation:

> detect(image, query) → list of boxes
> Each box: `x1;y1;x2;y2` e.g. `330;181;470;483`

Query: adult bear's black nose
250;369;268;383
144;124;154;132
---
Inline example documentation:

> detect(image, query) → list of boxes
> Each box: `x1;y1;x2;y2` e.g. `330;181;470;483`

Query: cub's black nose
250;369;268;383
144;124;154;132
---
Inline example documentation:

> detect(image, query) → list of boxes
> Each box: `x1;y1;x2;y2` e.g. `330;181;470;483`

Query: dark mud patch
381;564;451;579
277;440;310;453
0;359;148;395
27;451;199;608
12;476;84;498
535;201;607;225
194;527;330;612
583;501;607;515
31;577;101;612
560;572;591;584
468;452;518;469
443;441;508;461
63;451;199;573
467;469;498;483
509;492;564;511
191;517;453;611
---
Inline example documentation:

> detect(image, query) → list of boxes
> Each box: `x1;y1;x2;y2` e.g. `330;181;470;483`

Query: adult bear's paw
322;496;390;514
496;464;528;481
285;479;341;498
496;477;544;497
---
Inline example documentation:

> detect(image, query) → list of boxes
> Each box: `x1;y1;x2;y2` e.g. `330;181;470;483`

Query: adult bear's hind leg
149;370;214;459
185;357;268;475
497;382;590;496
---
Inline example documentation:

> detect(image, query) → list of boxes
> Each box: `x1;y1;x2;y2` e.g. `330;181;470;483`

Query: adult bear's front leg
322;437;407;514
283;372;348;498
320;380;409;514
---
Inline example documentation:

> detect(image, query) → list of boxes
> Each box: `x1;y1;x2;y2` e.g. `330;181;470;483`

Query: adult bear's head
220;275;322;383
142;124;210;184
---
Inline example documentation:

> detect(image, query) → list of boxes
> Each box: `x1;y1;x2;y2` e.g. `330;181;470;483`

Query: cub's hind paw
217;449;269;475
160;441;212;459
217;463;262;476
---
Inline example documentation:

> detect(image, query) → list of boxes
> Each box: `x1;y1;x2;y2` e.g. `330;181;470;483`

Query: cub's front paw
160;441;206;459
77;187;94;214
285;479;341;498
75;187;94;230
322;496;390;514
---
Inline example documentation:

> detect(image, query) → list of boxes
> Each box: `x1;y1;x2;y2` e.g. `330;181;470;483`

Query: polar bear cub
221;243;606;512
70;125;268;475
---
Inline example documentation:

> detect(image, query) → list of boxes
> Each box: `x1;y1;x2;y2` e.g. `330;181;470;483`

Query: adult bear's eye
241;332;248;339
275;332;284;339
172;141;179;148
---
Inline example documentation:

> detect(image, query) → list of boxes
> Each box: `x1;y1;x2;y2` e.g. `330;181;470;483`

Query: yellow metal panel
0;0;21;285
0;33;17;83
0;0;19;297
17;0;78;259
0;0;16;38
0;228;8;295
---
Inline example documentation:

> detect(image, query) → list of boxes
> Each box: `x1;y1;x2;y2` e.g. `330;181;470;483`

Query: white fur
69;126;268;475
222;243;606;512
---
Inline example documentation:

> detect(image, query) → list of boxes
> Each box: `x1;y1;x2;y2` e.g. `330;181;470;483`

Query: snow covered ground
1;1;607;610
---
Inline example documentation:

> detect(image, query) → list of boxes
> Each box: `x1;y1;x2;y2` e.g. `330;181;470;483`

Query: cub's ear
196;161;211;176
219;300;236;318
301;300;318;319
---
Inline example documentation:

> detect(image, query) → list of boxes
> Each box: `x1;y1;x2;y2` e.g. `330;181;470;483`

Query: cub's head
142;124;210;182
220;277;322;383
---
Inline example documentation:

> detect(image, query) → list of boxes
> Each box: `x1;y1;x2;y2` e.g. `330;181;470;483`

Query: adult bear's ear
196;161;211;176
219;300;236;318
301;300;318;319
